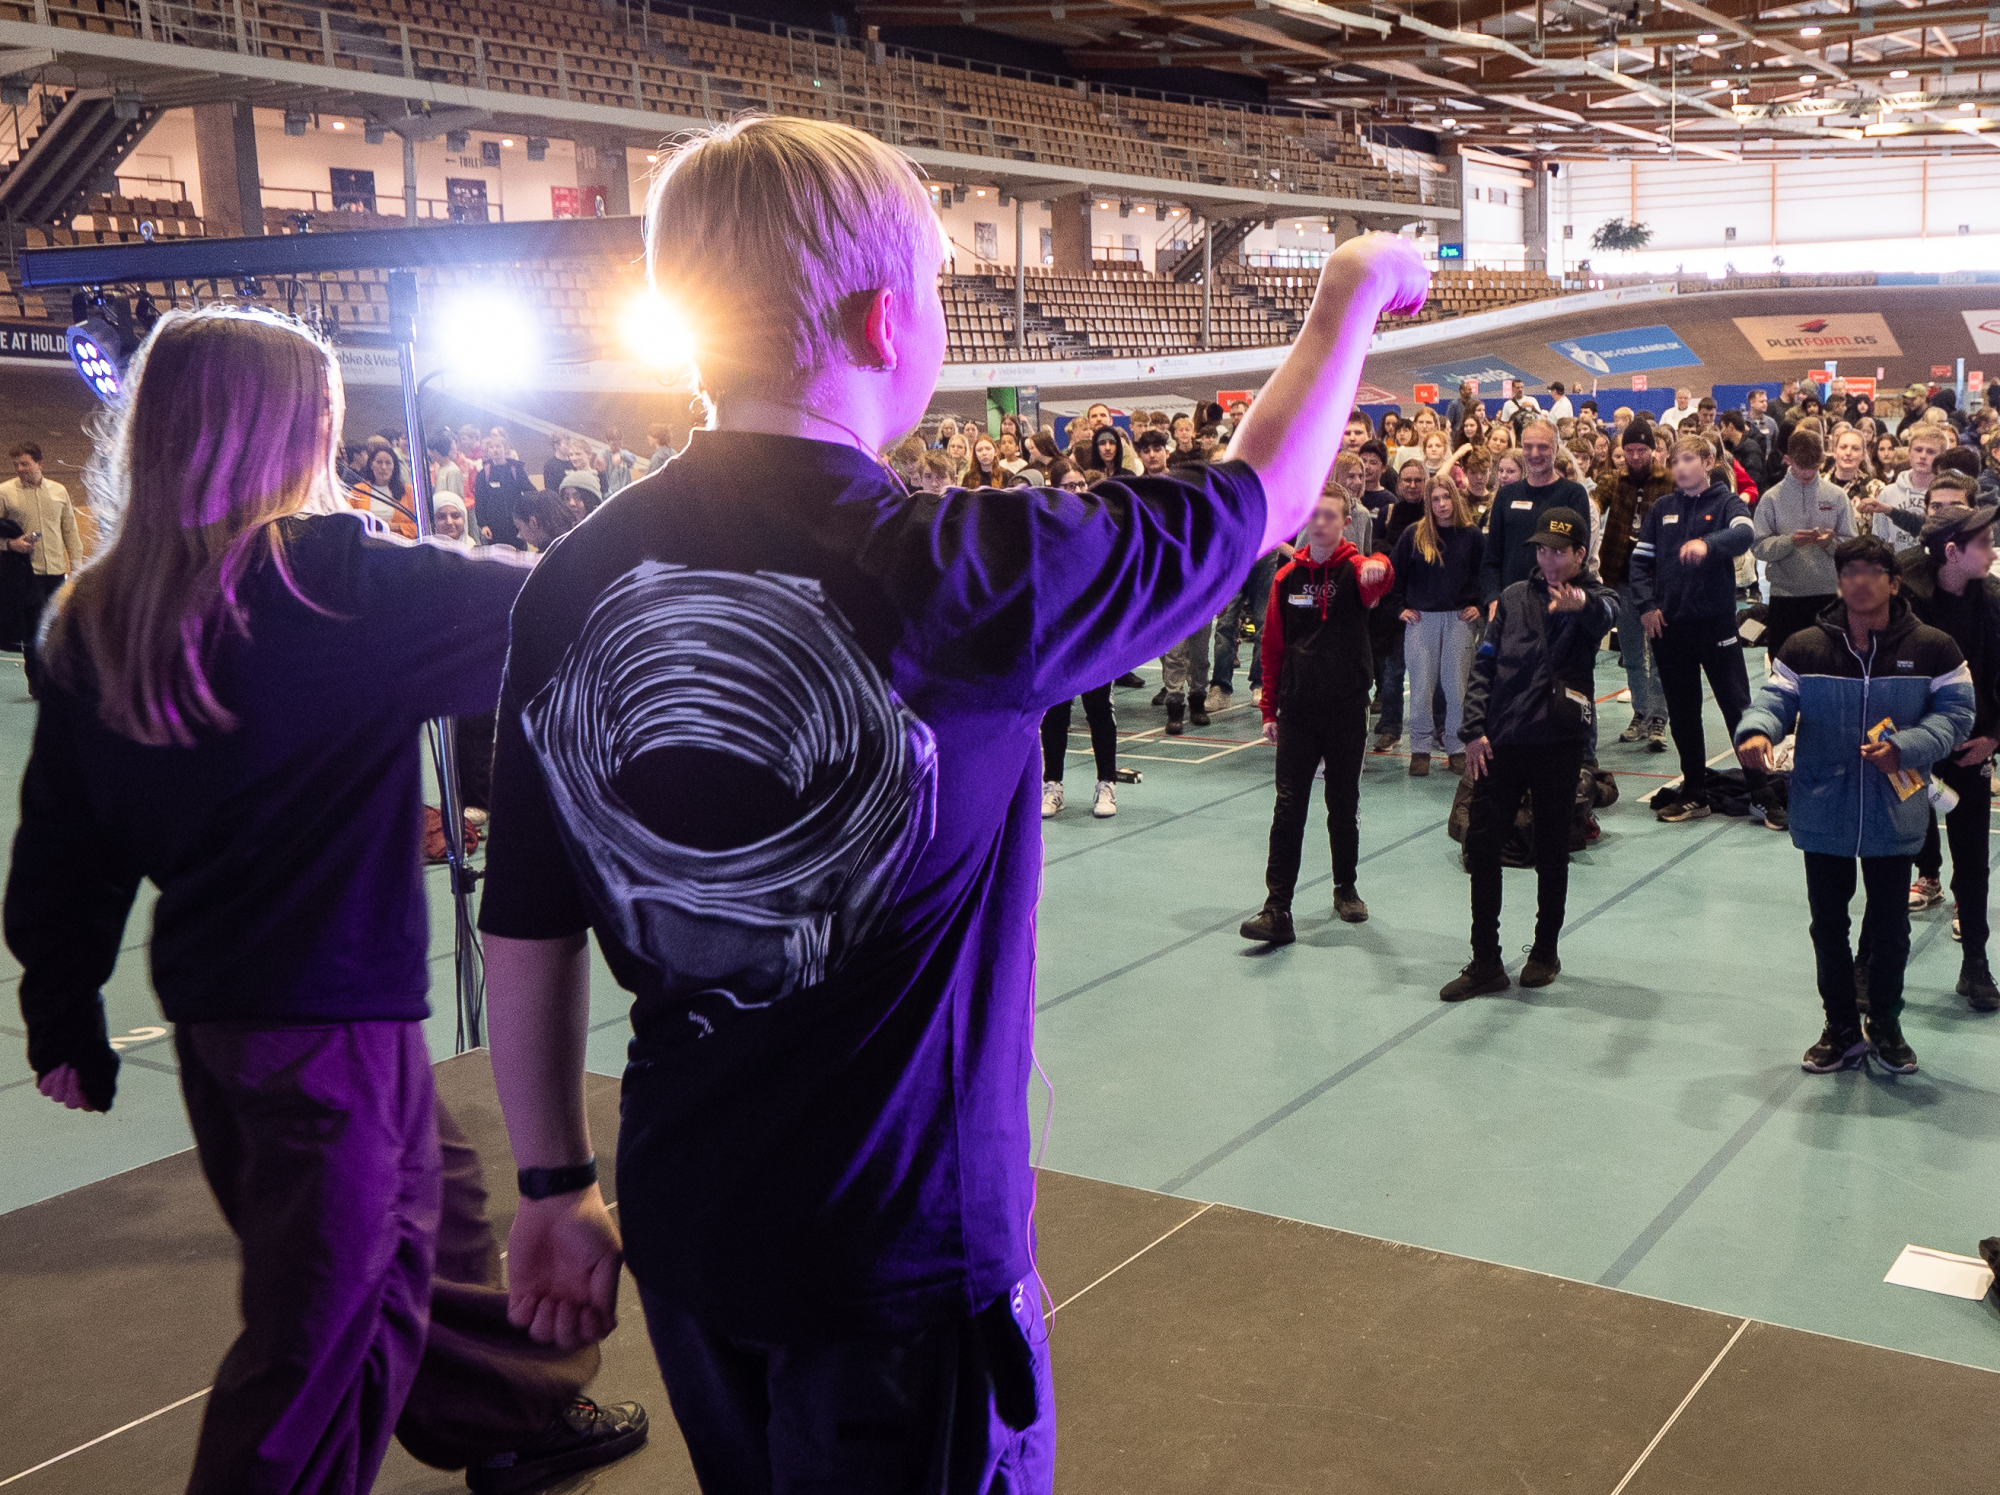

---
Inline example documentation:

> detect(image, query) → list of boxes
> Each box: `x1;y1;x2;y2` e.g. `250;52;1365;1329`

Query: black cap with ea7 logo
1527;506;1587;550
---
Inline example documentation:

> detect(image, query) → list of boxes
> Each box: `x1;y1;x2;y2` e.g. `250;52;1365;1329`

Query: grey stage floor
4;1051;1998;1494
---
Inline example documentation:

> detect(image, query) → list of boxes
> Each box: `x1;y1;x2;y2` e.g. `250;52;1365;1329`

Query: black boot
1166;697;1186;736
467;1399;650;1495
1240;907;1295;945
1188;694;1211;728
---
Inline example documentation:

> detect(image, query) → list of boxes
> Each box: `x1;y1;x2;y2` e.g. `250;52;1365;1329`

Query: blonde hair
644;116;942;400
1905;422;1950;454
1671;435;1713;464
1413;476;1473;564
46;307;345;746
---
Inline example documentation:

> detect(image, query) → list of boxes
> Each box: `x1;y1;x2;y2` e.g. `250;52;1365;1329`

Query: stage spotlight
67;320;124;400
620;291;696;375
284;105;309;137
430;289;540;385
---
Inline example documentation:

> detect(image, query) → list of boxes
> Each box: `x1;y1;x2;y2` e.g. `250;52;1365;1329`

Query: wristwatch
517;1157;597;1199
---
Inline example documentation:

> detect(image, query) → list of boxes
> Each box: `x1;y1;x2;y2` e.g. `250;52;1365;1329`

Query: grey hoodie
1750;470;1855;597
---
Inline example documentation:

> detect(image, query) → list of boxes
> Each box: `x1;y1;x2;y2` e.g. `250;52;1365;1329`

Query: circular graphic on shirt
523;562;937;1017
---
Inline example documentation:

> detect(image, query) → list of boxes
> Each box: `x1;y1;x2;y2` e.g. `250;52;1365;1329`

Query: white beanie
559;467;602;495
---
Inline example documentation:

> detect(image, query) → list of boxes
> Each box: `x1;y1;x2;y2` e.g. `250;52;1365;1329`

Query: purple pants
637;1275;1054;1494
177;1021;596;1495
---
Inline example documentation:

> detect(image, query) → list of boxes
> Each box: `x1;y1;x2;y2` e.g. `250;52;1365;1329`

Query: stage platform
3;1049;1998;1494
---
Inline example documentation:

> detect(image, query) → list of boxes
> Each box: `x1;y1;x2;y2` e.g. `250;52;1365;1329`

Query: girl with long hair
350;440;418;539
1080;424;1138;477
967;433;1006;487
944;431;971;483
7;308;633;1492
1389;477;1484;776
1872;430;1905;481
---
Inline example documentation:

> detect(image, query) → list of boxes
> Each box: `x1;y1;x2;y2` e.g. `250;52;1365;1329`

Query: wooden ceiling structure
854;0;2000;161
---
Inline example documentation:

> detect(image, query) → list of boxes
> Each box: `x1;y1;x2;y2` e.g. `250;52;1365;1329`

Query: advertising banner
1411;355;1539;392
1961;310;2000;356
1732;313;1902;361
1547;325;1699;376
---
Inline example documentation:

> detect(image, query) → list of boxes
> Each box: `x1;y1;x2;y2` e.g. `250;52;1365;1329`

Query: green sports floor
5;643;2000;1490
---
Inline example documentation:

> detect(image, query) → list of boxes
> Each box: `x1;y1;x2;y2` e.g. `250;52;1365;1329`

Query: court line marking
0;1387;212;1488
0;1200;630;1486
1047;1201;1214;1317
1037;816;1453;1016
1606;1318;1753;1495
1157;817;1739;1196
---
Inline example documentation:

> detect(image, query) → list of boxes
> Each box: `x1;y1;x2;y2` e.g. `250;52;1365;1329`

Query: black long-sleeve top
1387;523;1484;615
5;513;528;1109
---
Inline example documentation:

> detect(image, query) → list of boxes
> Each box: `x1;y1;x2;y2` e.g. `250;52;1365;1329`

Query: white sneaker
1205;685;1229;713
1042;780;1064;819
1092;780;1118;818
463;806;490;828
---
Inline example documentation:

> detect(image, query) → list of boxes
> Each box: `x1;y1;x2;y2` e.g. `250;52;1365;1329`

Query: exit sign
1438;243;1464;260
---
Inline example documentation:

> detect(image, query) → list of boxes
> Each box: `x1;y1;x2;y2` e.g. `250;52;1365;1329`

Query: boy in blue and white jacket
1736;534;1975;1077
1631;436;1775;826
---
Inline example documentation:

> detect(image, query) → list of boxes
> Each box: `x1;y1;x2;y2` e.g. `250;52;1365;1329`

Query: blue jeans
1613;582;1666;721
1375;632;1406;735
1211;551;1282;692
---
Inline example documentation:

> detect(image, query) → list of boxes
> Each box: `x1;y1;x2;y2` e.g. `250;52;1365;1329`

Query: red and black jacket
1259;540;1395;721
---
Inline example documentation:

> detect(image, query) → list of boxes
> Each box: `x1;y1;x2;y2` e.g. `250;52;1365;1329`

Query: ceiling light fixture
1800;25;1822;37
1889;68;1909;79
331;120;345;130
1440;116;1457;127
1800;74;1817;85
1696;31;1718;43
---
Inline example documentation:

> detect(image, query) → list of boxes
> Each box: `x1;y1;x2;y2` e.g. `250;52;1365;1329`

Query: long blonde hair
46;307;346;746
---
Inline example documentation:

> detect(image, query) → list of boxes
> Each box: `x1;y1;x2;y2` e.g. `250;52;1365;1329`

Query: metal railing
12;0;1457;211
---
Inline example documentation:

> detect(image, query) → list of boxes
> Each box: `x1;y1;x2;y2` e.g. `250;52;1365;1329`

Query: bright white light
1800;74;1817;85
332;120;346;130
1890;68;1909;79
1441;116;1457;127
1696;31;1718;43
621;291;697;375
646;153;659;162
1961;101;1977;111
975;188;986;196
431;291;540;385
501;138;514;147
1800;25;1822;37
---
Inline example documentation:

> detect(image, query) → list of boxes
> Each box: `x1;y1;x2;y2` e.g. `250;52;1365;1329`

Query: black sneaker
1519;947;1561;988
1332;885;1368;923
1801;1026;1868;1073
1151;686;1168;705
1958;960;2000;1013
1440;959;1509;1002
467;1398;649;1495
1865;1018;1919;1075
1655;799;1711;824
1240;907;1295;945
1118;671;1146;689
1754;800;1789;832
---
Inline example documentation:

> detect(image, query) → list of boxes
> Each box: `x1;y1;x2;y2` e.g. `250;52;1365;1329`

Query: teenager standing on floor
475;117;1430;1490
1390;476;1484;777
1241;487;1395;946
6;309;647;1495
1736;534;1975;1074
1444;508;1614;1000
1631;436;1778;828
1751;427;1855;659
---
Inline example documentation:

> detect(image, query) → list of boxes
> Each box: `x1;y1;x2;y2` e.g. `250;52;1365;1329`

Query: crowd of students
908;371;2000;1072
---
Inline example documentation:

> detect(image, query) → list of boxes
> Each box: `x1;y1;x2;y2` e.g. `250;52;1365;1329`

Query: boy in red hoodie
1242;487;1395;944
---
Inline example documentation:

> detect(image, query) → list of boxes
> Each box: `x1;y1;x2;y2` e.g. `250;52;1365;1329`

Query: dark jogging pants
1465;740;1584;963
1040;686;1117;784
1762;593;1833;663
1806;852;1913;1028
1262;695;1368;908
1654;618;1767;808
1913;755;1993;963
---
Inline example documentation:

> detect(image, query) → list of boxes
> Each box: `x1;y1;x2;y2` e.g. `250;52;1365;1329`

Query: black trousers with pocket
1654;617;1766;808
1040;686;1117;784
1805;852;1913;1029
1263;696;1368;908
1465;739;1584;964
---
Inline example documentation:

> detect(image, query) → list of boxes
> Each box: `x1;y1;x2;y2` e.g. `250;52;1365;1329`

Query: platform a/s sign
1732;313;1902;361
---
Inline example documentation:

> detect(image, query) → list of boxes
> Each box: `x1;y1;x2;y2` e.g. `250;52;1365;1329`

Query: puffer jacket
1461;567;1616;747
1737;597;1975;857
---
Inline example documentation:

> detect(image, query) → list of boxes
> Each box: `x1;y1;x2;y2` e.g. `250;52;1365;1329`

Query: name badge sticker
1511;500;1534;510
1663;514;1680;524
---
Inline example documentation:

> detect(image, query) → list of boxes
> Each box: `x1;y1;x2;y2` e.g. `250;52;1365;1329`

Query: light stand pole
390;268;483;1051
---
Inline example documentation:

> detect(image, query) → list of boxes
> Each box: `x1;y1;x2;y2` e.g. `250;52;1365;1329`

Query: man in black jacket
1444;507;1615;1000
1893;505;2000;1010
1242;489;1395;945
